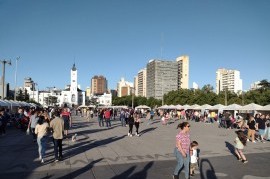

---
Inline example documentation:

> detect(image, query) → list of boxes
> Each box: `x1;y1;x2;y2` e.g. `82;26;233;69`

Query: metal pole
162;73;164;106
2;62;5;99
14;57;20;101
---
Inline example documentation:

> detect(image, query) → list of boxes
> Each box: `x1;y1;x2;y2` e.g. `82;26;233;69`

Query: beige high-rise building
86;87;91;98
134;76;138;96
137;68;147;97
216;68;242;94
176;55;189;89
91;75;108;95
117;78;133;97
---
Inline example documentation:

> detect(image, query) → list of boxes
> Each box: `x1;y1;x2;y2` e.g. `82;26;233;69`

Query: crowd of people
1;104;269;179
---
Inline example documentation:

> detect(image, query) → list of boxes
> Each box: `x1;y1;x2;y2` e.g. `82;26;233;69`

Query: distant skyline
0;0;269;91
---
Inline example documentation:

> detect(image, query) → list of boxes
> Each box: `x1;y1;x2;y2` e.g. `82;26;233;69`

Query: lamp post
0;59;12;99
161;72;164;106
14;56;20;101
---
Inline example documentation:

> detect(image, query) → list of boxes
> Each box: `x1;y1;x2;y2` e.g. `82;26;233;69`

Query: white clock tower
70;63;78;105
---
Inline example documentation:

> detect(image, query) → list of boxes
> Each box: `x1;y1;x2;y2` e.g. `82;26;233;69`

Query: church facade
27;64;85;107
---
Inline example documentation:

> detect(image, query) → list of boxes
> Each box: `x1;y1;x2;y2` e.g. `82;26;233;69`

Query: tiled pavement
0;115;270;179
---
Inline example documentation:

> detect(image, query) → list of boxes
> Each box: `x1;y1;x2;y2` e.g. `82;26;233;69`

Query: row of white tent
0;100;37;108
158;103;270;111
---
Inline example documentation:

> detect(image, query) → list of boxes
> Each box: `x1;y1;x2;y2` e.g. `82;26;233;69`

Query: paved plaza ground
0;114;270;179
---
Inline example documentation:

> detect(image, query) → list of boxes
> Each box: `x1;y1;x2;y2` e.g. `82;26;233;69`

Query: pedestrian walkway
0;115;270;179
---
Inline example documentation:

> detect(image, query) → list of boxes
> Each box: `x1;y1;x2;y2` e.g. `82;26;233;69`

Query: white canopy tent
239;103;262;111
135;105;151;110
187;104;201;110
0;100;9;107
222;104;242;111
158;105;169;109
208;104;225;111
175;104;183;110
194;104;212;110
183;104;190;110
258;104;270;111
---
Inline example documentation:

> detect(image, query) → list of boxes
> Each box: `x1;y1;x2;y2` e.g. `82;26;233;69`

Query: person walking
28;110;39;142
50;109;64;162
247;116;257;143
120;109;126;127
134;112;140;136
35;116;49;163
104;109;111;128
172;122;191;179
234;130;248;163
97;109;104;127
128;113;135;137
257;114;267;143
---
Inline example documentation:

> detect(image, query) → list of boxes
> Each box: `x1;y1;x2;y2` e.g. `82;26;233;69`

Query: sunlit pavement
0;115;270;179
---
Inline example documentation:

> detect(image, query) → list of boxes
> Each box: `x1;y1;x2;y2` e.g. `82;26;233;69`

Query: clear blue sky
0;0;269;91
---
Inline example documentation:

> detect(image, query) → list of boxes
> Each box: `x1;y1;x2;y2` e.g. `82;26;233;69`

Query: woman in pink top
173;122;191;179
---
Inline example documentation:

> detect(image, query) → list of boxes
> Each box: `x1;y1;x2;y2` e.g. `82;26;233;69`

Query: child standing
234;130;248;163
190;141;199;177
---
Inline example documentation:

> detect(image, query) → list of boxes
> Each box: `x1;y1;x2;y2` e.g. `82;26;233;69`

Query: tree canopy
112;80;270;107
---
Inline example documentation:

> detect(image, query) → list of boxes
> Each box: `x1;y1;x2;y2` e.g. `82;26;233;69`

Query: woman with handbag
35;116;49;163
247;116;257;143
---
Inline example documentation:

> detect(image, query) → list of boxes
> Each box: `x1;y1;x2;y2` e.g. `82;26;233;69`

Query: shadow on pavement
225;141;237;157
111;161;154;179
200;158;217;179
140;127;157;135
129;162;153;179
64;135;126;159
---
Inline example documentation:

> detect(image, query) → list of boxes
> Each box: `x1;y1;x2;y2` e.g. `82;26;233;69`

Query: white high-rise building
137;68;147;97
216;68;243;94
117;78;133;97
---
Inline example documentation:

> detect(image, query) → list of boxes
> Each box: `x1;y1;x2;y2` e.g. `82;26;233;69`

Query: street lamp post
14;56;20;101
132;87;135;109
0;59;12;99
162;72;164;106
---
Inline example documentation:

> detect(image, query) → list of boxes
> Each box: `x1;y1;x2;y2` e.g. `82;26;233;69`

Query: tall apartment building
176;55;189;89
216;68;243;94
146;60;178;100
117;78;133;97
91;75;108;95
85;87;91;101
137;68;147;97
134;76;138;96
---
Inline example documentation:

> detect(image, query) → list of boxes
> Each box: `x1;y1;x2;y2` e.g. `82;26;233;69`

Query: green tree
258;79;270;91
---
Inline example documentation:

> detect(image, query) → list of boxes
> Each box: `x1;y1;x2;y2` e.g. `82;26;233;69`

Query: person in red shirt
104;109;111;128
61;104;71;137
